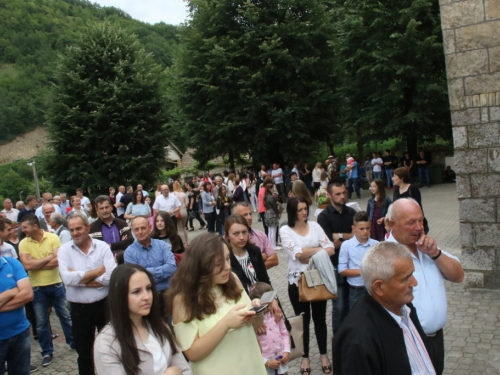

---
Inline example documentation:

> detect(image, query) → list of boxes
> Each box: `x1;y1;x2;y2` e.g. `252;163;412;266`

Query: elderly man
124;216;176;314
18;214;75;367
387;198;463;374
232;202;278;269
334;242;436;375
153;184;181;228
1;198;19;222
136;184;149;197
58;213;116;375
35;192;62;219
89;196;133;253
115;185;126;219
50;213;71;244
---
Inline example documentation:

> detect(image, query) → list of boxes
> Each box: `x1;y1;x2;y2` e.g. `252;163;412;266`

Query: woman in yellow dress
167;233;267;375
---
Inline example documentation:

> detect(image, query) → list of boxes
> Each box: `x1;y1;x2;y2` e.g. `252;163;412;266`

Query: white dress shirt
58;238;116;303
1;208;19;222
35;204;61;219
387;231;460;334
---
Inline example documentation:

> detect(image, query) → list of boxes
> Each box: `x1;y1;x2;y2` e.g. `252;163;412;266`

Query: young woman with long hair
172;181;189;247
94;264;191;375
366;179;392;241
124;190;151;223
279;197;335;375
151;211;185;254
263;178;280;249
168;233;266;375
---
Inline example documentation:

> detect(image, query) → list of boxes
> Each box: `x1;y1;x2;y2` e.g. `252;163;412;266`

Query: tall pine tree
45;22;168;193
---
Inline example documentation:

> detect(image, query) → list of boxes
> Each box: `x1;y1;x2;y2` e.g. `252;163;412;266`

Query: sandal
322;365;332;374
300;369;311;375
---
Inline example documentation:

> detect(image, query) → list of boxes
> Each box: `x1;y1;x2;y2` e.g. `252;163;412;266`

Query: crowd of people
0;154;463;375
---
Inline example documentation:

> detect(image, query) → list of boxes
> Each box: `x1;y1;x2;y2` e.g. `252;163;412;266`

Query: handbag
299;259;337;302
283;312;304;361
175;211;182;220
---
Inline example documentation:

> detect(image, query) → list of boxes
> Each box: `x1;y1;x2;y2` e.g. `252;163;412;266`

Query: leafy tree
45;22;169;194
332;0;451;157
174;0;339;166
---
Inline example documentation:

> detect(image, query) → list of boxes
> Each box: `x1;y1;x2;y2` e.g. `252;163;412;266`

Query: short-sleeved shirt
271;168;284;184
0;257;30;340
249;228;276;260
19;231;62;287
1;242;17;258
153;194;181;213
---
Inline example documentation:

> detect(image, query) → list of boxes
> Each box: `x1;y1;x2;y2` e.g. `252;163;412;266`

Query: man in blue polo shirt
124;216;176;314
0;256;34;374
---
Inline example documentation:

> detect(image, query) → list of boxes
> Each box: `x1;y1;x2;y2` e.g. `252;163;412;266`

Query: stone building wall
440;0;500;288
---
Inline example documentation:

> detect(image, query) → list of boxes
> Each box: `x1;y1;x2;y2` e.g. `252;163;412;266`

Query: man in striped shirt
333;241;435;375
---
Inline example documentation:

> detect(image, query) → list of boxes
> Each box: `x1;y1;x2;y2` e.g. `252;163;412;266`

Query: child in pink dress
250;282;291;375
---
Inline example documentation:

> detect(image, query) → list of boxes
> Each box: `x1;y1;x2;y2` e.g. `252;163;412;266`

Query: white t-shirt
153;194;181;213
271;168;283;184
371;158;383;172
80;196;91;210
143;329;168;375
116;192;124;216
1;208;19;222
0;242;17;258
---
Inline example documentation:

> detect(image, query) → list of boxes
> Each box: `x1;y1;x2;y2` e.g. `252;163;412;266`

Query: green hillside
0;0;180;142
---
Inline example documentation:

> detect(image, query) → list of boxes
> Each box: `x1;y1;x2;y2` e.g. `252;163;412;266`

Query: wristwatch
338;233;344;241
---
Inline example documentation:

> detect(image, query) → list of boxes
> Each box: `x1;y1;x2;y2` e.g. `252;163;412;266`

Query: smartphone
249;305;268;314
260;290;277;304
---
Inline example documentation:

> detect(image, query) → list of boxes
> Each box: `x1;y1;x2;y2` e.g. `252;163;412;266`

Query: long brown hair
292;180;313;206
372;179;387;208
151;211;184;253
167;233;242;322
223;214;255;250
107;264;177;375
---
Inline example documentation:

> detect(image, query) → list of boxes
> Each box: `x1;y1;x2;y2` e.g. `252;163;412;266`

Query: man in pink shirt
233;202;278;270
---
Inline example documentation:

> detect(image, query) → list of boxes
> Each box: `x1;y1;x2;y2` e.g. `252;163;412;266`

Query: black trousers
427;329;444;375
288;283;328;357
70;298;107;375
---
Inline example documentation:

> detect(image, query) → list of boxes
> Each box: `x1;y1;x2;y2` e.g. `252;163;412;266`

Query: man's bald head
387;198;421;223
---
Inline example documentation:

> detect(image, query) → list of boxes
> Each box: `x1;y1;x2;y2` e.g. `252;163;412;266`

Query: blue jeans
385;168;394;188
332;268;350;335
419;166;430;186
32;283;74;357
0;328;31;375
348;286;365;309
373;171;382;180
347;178;360;199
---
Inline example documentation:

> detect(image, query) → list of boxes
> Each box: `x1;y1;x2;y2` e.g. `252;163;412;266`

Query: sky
92;0;189;26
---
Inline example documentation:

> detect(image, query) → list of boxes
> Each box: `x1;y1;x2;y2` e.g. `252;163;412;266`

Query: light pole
27;160;40;201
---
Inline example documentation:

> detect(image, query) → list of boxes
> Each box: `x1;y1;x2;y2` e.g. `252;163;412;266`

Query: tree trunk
228;151;235;170
325;140;335;157
356;123;364;162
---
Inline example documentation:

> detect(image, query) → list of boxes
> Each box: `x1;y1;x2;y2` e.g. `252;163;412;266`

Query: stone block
485;0;500;20
460;223;474;247
469;123;500;148
453;126;468;149
456;21;500;51
488;148;500;172
490;106;500;121
490;46;500;72
451;108;480;126
470;173;500;197
459;198;496;222
481;107;489;122
456;176;472;198
447;78;466;110
454;149;488;173
461;247;495;270
446;49;489;78
475;223;500;246
464;272;484;288
443;29;456;55
441;0;484;29
465;72;500;96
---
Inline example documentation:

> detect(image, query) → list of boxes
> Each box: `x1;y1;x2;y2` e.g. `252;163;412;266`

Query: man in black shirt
401;151;414;184
120;186;134;213
383;149;398;189
416;149;432;187
317;181;356;336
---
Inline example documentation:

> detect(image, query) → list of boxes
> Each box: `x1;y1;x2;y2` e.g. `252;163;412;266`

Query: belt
426;329;443;338
349;285;365;290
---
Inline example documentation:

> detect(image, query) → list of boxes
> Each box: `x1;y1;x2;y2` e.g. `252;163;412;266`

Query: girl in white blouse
279;197;335;375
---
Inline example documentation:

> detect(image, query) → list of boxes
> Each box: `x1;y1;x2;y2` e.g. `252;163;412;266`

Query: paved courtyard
30;183;500;374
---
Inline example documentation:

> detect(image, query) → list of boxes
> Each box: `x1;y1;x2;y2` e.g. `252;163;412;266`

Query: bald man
386;198;463;374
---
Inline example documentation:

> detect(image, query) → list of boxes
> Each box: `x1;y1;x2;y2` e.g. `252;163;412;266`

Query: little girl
250;282;290;375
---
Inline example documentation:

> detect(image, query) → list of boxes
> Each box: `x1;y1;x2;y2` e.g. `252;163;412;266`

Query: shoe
322;365;332;374
51;333;58;339
42;354;53;367
300;368;311;375
31;365;38;373
258;217;262;222
199;225;206;230
188;227;194;231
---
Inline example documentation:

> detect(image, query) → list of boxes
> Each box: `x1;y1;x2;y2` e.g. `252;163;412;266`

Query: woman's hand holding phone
223;304;255;329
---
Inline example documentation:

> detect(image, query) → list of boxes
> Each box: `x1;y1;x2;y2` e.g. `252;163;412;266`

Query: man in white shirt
59;193;70;217
0;218;17;258
153;184;181;227
34;192;61;219
1;198;19;222
387;198;464;374
136;184;149;197
271;163;285;202
49;213;71;244
58;212;116;375
115;185;126;219
76;188;91;211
